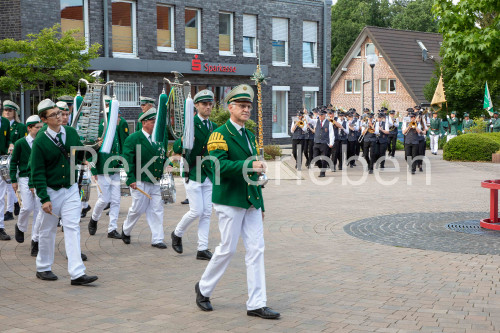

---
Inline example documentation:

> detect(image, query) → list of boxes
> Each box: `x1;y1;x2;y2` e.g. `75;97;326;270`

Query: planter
493;153;500;163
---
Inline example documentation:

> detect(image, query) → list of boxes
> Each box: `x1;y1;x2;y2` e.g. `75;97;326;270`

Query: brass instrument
409;120;417;129
367;118;375;133
297;120;304;127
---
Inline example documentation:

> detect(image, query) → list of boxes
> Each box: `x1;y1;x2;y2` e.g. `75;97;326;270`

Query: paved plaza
1;150;500;332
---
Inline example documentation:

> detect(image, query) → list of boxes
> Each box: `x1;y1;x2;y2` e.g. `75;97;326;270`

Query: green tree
391;0;438;32
432;0;499;84
0;24;100;103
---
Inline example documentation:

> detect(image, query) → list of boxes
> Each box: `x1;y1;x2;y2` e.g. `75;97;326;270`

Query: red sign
191;55;237;73
191;55;202;71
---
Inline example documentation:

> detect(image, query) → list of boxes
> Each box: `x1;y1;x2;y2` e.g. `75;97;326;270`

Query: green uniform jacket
0;117;11;154
117;117;129;149
462;119;473;133
31;126;85;204
173;116;218;183
90;122;122;176
448;117;459;135
122;130;167;185
429;118;441;136
492;118;500;133
136;112;144;132
9;137;32;183
10;121;27;144
207;120;264;211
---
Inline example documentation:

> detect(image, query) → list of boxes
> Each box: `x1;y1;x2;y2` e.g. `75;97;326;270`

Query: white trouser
0;178;5;228
16;177;41;241
429;134;439;153
81;201;89;209
447;134;456;142
122;181;164;244
91;173;121;232
32;194;43;242
199;204;266;310
174;178;212;251
6;184;17;212
36;183;85;279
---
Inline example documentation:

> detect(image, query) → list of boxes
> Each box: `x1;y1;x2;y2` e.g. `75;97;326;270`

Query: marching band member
136;96;156;132
333;111;349;171
171;90;218;260
195;84;280;319
462;113;473;133
87;108;123;239
10;115;42;249
362;113;377;174
402;112;421;174
0;105;12;240
353;110;361;163
387;110;398;158
416;112;427;172
313;109;335;177
121;107;167;249
446;111;458;141
31;99;97;284
3;100;24;220
376;112;390;169
346;112;359;168
304;111;316;168
57;95;75;125
429;112;441;155
291;111;307;170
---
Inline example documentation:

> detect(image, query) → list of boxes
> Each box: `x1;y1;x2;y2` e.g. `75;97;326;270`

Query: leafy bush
263;145;282;160
209;103;256;134
396;140;404;150
443;134;500;161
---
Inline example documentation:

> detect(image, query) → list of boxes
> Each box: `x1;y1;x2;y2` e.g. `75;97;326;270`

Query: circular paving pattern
344;211;500;255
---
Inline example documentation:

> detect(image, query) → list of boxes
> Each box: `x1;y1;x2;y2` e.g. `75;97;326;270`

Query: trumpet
409;120;417;129
297;120;305;127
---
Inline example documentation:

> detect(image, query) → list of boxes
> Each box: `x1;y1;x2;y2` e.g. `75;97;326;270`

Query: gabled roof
331;26;442;104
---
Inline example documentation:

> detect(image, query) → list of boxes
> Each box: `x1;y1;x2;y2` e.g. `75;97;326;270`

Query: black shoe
103;203;111;211
195;282;213;311
350;164;354;168
88;218;97;236
181;198;189;205
369;170;374;174
196;249;212;261
419;167;423;172
36;271;58;281
247;307;280;319
14;202;20;216
14;224;24;243
81;253;87;261
171;231;183;254
411;170;416;174
71;274;98;285
338;167;342;171
4;211;13;221
107;230;122;239
31;240;39;257
318;172;325;178
81;205;91;218
151;242;167;249
0;228;11;241
353;163;357;166
122;230;130;244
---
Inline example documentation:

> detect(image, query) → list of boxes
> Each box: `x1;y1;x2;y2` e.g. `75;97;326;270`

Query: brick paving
0;150;500;332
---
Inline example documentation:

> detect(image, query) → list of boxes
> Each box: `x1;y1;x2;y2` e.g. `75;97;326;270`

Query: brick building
330;26;442;114
0;0;332;144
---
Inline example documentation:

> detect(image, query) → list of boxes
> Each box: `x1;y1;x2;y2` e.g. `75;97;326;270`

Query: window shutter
303;21;317;43
272;18;288;41
243;14;256;37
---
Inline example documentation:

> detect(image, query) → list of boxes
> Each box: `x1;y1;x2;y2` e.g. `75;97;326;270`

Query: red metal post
491;189;498;223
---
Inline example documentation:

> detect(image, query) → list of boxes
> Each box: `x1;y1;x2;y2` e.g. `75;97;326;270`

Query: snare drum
0;155;12;184
159;173;176;204
120;168;130;196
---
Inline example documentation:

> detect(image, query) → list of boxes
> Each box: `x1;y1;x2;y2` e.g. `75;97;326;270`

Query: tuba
163;71;191;139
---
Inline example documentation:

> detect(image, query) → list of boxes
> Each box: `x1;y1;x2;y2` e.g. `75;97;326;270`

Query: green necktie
56;132;63;144
203;119;209;130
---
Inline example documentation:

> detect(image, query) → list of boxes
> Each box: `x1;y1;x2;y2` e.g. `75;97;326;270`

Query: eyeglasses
46;111;62;118
233;103;253;111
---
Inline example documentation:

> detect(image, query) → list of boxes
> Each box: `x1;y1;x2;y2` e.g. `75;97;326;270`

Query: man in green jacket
491;112;500;132
135;96;155;132
195;84;280;319
462;113;473;133
121;107;167;248
2;100;23;220
171;90;218;260
429;112;441;155
446;111;459;141
31;99;98;285
0;107;12;240
10;115;43;248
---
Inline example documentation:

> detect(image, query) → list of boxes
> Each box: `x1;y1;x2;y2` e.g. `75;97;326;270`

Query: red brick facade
331;37;416;113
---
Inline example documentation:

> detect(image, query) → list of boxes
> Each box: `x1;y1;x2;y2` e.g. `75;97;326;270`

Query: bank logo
192;55;202;71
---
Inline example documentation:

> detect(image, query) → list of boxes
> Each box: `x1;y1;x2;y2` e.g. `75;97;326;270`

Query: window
379;79;388;93
303;87;318;112
354;48;361;58
365;43;375;56
272;87;289;138
389;79;396;93
60;0;89;47
185;8;201;53
157;5;174;52
345;80;353;94
272;18;288;65
219;12;233;55
303;21;317;66
353;79;361;94
114;82;140;107
243;14;257;57
112;0;137;57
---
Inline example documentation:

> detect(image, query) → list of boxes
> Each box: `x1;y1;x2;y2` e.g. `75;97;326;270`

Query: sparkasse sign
192;55;237;74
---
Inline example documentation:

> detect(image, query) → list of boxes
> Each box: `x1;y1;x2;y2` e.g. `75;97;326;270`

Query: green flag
484;82;493;116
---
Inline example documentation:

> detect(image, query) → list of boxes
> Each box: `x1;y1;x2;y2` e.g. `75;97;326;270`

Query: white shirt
26;134;35;148
291;119;306;133
318;118;335;146
46;126;66;145
230;119;253;153
338;117;349;134
9;119;14;126
142;129;152;144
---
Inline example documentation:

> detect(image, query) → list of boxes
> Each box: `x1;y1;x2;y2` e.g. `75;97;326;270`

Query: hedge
443;133;500;161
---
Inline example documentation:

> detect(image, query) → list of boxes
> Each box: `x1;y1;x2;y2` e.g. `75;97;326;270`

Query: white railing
114;82;141;107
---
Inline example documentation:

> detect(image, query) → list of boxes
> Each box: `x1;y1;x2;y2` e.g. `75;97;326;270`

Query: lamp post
366;54;378;112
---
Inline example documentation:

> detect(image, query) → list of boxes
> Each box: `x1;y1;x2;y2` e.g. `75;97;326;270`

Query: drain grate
446;220;490;235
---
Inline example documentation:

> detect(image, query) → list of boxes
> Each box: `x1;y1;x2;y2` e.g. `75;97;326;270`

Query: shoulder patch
207;132;228;152
124;128;128;133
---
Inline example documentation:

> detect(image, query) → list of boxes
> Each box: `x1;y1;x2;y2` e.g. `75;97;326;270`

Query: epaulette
207;132;228;152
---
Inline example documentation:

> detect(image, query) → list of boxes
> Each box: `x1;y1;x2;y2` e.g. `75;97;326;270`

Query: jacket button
257;197;259;199
248;196;250;199
61;165;64;167
202;165;205;168
63;176;65;178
